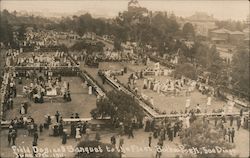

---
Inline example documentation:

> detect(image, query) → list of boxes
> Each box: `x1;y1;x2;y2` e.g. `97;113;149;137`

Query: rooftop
229;31;244;35
211;37;226;41
211;28;230;34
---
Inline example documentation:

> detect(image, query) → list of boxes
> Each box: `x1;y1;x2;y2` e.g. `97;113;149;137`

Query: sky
0;0;249;21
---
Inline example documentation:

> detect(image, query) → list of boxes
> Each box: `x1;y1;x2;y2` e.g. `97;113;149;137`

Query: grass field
5;76;97;124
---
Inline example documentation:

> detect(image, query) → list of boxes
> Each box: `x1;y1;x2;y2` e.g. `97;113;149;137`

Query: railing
154;112;249;119
78;70;106;97
0;72;10;121
14;65;80;69
103;73;159;118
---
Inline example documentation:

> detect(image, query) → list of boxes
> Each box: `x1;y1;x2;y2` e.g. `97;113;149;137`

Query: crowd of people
7;115;40;148
1;33;249;158
15;52;73;67
3;71;17;113
142;77;196;96
24;29;59;47
21;70;71;103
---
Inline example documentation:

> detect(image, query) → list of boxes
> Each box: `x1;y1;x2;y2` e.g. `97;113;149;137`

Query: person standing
229;115;234;126
67;82;70;90
119;135;124;148
231;128;235;143
169;127;173;142
128;126;134;139
155;139;163;158
8;132;12;146
223;128;227;140
55;111;60;123
118;135;124;158
39;124;43;133
75;126;81;141
20;104;25;115
24;103;28;114
95;132;101;141
33;132;38;144
9;98;13;110
173;123;178;137
237;117;241;131
240;108;243;117
111;135;116;146
62;130;67;144
214;116;218;127
227;128;231;142
58;123;64;136
148;133;152;147
11;130;17;146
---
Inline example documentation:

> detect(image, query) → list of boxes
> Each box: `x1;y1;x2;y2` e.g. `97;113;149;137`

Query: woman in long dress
49;124;54;136
186;115;190;128
75;127;81;141
20;104;25;115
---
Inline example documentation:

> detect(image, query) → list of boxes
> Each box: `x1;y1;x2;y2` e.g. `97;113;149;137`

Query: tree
92;90;144;126
179;120;236;158
174;63;197;80
76;140;119;158
182;23;195;39
0;10;13;45
113;38;122;51
17;24;26;41
70;41;104;53
215;20;247;31
231;48;250;95
206;45;225;82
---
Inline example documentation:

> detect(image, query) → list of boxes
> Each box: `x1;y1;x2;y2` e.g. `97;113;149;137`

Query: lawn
5;76;97;124
98;62;238;114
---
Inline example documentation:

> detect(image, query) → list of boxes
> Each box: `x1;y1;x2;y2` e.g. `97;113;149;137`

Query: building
216;46;234;64
187;12;217;22
229;31;245;43
243;28;250;45
209;28;245;44
128;0;148;14
179;12;217;37
192;22;217;37
209;28;230;44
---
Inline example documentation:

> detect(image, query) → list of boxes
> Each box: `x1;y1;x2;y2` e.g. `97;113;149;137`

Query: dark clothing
145;120;150;132
169;129;173;141
223;128;227;140
11;131;17;145
214;117;218;127
240;109;243;117
62;132;67;144
55;112;60;123
47;116;51;125
33;132;38;144
8;133;12;146
128;127;134;139
173;125;178;137
227;129;231;142
237;119;241;130
58;124;64;136
231;129;235;143
230;116;234;126
39;124;43;133
148;135;152;147
111;136;116;146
